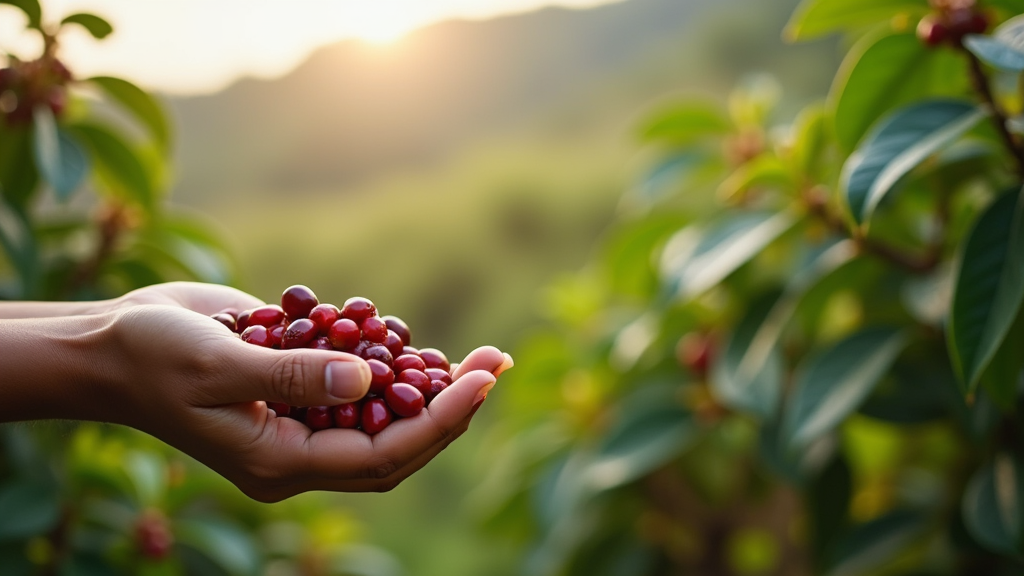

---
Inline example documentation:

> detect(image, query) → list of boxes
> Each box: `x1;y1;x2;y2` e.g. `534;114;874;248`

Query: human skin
0;282;512;502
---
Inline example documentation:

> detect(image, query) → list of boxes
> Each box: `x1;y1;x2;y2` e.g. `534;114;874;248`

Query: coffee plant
482;0;1024;574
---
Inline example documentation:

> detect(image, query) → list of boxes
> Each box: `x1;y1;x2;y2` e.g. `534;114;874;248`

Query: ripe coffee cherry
328;318;361;350
362;344;394;367
397;369;431;396
310;337;333;350
341;297;376;323
211;313;236;331
216;308;240;320
235;310;252;332
419;348;450;372
426;380;448;402
305;406;333;430
382;315;411;346
332;401;362;428
367;359;395;395
917;14;948;46
360;316;388;343
289;406;308;422
241;325;272;347
248;305;286;327
361;398;393;435
308;303;341;335
424;368;452;385
281;285;319;319
394;354;427;374
403;346;420;357
267;402;291;417
677;332;713;377
385;383;425;417
282;318;318;349
135;510;173;560
383;330;404;359
268;324;285;348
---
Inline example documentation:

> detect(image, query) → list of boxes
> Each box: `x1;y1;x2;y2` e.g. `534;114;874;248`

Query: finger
450;346;508;381
174;283;265;315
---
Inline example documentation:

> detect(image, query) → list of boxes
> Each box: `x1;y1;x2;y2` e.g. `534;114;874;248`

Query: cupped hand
103;282;511;501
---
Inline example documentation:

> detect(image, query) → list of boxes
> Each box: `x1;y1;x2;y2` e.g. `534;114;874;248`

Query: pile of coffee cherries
211;285;451;435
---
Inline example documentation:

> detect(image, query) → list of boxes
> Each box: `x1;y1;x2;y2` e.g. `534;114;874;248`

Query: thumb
226;340;372;406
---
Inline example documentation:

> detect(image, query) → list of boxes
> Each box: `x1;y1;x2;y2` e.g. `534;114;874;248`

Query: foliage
483;1;1024;574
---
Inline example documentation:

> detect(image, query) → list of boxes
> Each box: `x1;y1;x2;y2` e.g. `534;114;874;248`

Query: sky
0;0;618;95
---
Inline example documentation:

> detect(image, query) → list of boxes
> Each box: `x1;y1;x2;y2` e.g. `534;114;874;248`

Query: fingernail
495;353;514;375
326;360;371;400
472;380;496;406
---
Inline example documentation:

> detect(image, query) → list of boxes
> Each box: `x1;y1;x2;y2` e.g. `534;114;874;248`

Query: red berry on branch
135;510;173;560
385;383;425;417
281;285;319;319
361;398;393;434
677;332;713;378
341;297;376;323
281;318;317;349
917;14;948;46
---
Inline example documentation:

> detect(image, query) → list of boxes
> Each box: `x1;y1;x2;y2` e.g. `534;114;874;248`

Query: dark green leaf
0;0;41;28
828;510;928;576
60;13;112;39
948;189;1024;395
785;0;927;41
786;327;907;448
962;454;1024;554
807;457;852;571
638;101;730;145
175;519;259;576
0;479;61;541
842;100;985;226
32;107;88;201
68;122;155;211
88;76;171;152
831;33;970;152
0;126;39;209
964;34;1024;71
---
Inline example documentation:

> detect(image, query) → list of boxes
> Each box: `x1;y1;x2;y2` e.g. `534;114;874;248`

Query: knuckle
269;354;308;402
367;457;399;480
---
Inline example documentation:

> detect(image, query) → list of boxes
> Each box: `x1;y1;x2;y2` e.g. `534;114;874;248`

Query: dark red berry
290;406;308;421
305;406;333;431
241;325;272;347
383;330;404;359
367;359;395;395
352;340;372;358
402;346;420;357
394;354;427;373
397;369;431;396
362;345;394;367
328;318;361;350
268;324;285;348
419;348;450;371
426;380;448;403
309;337;334;350
135;510;173;560
211;313;236;331
361;398;393;435
281;318;318;349
332;401;362;428
966;10;988;34
267;402;291;417
424;368;452;385
917;14;948;46
248;305;286;327
341;297;376;323
308;303;340;335
216;308;240;320
385;383;425;417
360;316;388;343
236;309;252;332
382;315;411;346
281;285;319;319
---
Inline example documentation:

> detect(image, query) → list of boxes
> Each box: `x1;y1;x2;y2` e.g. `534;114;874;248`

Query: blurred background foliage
4;0;1024;574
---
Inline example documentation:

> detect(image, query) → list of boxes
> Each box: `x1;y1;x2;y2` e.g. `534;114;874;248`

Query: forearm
0;313;124;423
0;299;114;319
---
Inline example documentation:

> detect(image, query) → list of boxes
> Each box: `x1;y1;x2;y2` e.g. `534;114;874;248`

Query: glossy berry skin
307;303;340;334
382;315;411;346
383;330;404;359
394;354;427;374
402;346;420;357
362;345;394;367
305;406;333;431
360;316;388;343
281;285;319;319
235;310;252;333
281;318;318;349
367;359;395;395
426;380;448;403
341;297;376;323
211;313;236;331
309;337;334;350
248;305;286;327
385;383;425;417
328;318;361;350
425;368;453;385
419;348;450;372
361;398;393;435
397;369;431;396
267;402;291;417
268;324;285;348
241;325;272;347
216;308;240;321
332;402;362;428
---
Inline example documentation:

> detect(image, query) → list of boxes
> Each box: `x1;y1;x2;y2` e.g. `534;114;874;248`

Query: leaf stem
961;48;1024;178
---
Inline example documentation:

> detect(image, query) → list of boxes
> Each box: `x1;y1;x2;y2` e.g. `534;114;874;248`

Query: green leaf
831;33;969;152
638;101;730;145
175;519;259;576
786;327;907;448
717;155;794;202
807;457;853;571
32;107;89;201
948;189;1024;396
0;126;39;209
88;77;171;152
660;210;797;301
842;100;985;226
60;13;112;39
785;0;927;41
582;385;695;491
790;102;829;179
0;0;41;28
827;510;927;576
0;479;61;541
68;122;155;211
962;454;1024;554
963;34;1024;71
125;451;166;507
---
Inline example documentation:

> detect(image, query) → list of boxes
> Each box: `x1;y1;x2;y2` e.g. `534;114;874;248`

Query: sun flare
343;6;416;44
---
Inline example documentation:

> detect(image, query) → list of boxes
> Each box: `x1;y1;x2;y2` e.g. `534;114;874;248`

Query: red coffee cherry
241;325;272;347
424;368;452;385
216;308;240;320
309;337;333;350
341;297;376;323
402;346;420;357
248;305;286;327
382;315;411;346
135;510;173;559
426;380;448;403
383;330;404;359
328;318;361;350
385;383;425;417
281;285;319;319
281;318;317;349
268;324;285;348
419;348;450;371
267;402;291;417
289;406;308;422
396;369;431;396
308;303;340;335
360;316;388;343
394;354;427;374
917;13;948;46
211;313;236;331
332;401;362;428
305;406;333;431
235;309;252;333
362;344;394;367
367;359;395;395
361;398;393;435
